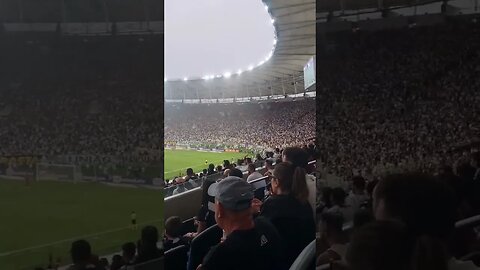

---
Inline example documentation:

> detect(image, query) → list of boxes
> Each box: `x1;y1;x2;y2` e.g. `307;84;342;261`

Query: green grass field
164;149;248;180
0;179;163;270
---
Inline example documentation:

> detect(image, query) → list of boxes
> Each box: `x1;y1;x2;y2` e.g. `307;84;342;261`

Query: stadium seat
187;224;223;270
181;217;196;235
165;245;189;270
289;239;316;270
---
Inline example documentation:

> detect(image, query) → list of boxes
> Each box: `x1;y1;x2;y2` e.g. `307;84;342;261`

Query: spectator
229;168;243;178
259;162;315;267
282;147;316;216
317;212;348;266
110;255;123;270
345;176;367;212
198;176;286;270
373;173;478;269
121;242;136;266
67;240;101;270
246;164;263;182
163;216;189;251
135;226;162;264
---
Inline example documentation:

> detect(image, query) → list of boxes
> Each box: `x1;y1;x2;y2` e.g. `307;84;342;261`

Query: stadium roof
164;0;315;100
0;0;163;22
317;0;442;13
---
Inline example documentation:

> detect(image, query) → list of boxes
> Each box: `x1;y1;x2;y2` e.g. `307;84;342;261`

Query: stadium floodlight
223;72;232;78
258;60;265;66
248;65;254;71
183;77;188;81
237;69;243;75
203;75;210;80
271;19;275;24
264;5;268;11
216;75;222;78
273;39;277;45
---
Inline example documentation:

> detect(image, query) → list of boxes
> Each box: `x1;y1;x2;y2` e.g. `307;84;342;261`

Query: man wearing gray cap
197;176;286;270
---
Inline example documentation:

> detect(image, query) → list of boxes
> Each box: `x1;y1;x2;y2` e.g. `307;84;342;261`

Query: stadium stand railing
289;239;316;270
187;224;223;270
164;160;267;198
165;244;189;270
126;257;164;270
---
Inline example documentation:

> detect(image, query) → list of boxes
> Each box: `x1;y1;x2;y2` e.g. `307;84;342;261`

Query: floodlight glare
273;39;277;45
271;19;275;24
237;69;243;75
248;65;254;71
183;77;188;81
258;60;265;66
224;72;232;78
264;5;268;11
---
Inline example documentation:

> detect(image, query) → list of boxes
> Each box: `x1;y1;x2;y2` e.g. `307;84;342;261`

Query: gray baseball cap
212;176;254;211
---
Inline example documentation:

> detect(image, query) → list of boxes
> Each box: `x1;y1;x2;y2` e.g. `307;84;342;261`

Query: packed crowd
316;151;480;270
164;147;318;270
165;99;315;149
317;19;480;178
0;82;162;157
0;35;163;159
35;225;163;270
314;18;480;270
164;144;318;196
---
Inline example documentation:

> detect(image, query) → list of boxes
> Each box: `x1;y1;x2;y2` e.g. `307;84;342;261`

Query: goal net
35;163;80;182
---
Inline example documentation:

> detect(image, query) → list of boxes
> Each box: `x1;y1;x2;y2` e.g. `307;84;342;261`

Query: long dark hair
273;162;309;203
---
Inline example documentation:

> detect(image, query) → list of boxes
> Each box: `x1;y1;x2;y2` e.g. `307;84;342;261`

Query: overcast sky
165;0;275;80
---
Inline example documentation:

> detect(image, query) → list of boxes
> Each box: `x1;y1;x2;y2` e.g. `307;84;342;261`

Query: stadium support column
281;77;286;97
339;0;345;13
18;0;23;22
102;0;110;33
60;0;66;24
293;74;298;94
269;81;274;97
377;0;384;10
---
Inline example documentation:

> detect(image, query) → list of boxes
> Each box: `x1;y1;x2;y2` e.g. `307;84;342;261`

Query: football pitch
164;149;248;180
0;179;163;270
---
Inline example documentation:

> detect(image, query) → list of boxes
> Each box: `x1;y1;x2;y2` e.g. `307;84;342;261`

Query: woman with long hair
260;162;315;267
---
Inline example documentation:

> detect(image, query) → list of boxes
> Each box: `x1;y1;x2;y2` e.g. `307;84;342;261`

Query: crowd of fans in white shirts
165;99;315;150
317;19;480;179
315;18;480;270
0;82;162;157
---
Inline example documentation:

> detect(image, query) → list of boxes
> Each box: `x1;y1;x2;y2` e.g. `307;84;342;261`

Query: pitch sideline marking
0;218;163;257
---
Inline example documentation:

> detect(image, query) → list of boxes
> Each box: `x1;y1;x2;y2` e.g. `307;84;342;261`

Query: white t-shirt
449;258;479;270
247;171;263;182
345;192;368;212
